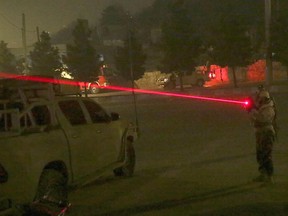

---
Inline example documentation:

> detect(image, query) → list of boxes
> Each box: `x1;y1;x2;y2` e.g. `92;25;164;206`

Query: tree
30;31;61;76
210;14;252;87
272;11;288;68
114;30;146;80
0;41;16;73
160;1;202;72
100;4;128;27
64;19;96;81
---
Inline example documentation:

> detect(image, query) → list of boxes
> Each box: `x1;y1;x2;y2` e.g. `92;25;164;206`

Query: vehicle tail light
0;163;8;183
209;72;216;79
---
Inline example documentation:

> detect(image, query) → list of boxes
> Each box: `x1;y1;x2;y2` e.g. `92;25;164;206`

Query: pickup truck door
57;99;120;181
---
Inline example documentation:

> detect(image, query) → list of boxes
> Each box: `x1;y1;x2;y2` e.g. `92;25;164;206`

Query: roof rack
0;79;57;136
0;79;55;104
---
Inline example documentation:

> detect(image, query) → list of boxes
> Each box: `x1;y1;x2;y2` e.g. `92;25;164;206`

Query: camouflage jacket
250;100;275;134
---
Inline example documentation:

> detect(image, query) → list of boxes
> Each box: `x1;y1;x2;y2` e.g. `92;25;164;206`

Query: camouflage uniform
250;90;276;183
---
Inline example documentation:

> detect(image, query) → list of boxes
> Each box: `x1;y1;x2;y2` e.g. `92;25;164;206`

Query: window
20;114;32;128
82;100;109;123
0;103;22;132
59;100;86;125
0;110;20;132
32;105;51;126
0;112;11;131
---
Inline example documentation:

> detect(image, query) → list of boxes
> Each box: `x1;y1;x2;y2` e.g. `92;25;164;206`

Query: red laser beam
0;72;248;106
103;85;247;105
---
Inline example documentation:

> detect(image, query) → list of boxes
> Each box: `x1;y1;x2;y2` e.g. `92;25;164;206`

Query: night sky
0;0;154;48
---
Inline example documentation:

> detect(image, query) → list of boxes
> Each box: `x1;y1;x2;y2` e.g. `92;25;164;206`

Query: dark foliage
29;32;61;76
114;30;146;80
64;19;97;81
160;1;202;72
0;41;16;73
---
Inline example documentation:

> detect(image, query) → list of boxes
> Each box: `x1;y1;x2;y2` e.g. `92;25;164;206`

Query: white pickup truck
0;79;137;215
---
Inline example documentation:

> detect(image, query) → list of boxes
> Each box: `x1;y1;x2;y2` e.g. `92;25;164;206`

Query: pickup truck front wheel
34;169;68;204
114;140;135;177
26;169;68;215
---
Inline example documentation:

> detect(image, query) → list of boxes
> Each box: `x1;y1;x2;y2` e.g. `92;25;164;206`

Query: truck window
0;113;11;131
31;105;51;126
58;100;86;125
20;114;32;128
0;102;23;131
0;109;21;132
82;100;109;123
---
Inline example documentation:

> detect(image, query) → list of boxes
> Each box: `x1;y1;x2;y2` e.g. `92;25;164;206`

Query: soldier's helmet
257;84;265;91
257;90;271;105
258;90;270;99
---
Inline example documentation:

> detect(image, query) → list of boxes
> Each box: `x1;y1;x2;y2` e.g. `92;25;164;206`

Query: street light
127;12;140;136
265;0;272;86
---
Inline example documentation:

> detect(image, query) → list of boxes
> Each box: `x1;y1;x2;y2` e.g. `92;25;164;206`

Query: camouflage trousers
255;130;274;177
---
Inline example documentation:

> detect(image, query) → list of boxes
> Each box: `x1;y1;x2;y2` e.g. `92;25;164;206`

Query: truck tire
114;141;135;177
90;84;100;94
196;79;205;87
164;81;176;90
34;169;68;204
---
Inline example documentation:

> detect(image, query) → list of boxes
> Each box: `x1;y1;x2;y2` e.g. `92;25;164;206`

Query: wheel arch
34;160;69;202
117;129;134;161
114;130;136;177
43;160;68;179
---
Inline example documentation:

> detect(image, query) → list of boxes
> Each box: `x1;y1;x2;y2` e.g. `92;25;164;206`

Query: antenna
127;13;140;136
22;13;28;75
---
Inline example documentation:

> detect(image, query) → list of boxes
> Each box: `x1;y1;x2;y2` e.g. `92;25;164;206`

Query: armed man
245;85;277;184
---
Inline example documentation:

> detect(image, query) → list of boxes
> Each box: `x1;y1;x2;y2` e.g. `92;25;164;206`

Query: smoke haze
0;0;154;47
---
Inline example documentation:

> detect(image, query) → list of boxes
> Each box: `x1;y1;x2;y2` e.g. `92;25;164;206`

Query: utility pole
127;13;140;136
36;26;40;42
22;13;28;75
265;0;272;87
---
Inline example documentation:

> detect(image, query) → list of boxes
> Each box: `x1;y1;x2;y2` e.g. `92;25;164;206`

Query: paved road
68;91;288;216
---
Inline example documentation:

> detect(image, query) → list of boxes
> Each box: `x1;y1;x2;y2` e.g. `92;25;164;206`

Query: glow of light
0;72;247;106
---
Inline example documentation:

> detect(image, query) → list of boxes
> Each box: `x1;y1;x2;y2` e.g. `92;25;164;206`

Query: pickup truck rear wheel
114;141;135;177
34;169;68;204
196;79;205;87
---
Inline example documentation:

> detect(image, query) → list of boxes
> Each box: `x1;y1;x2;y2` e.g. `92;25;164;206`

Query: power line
0;12;36;33
0;12;21;30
